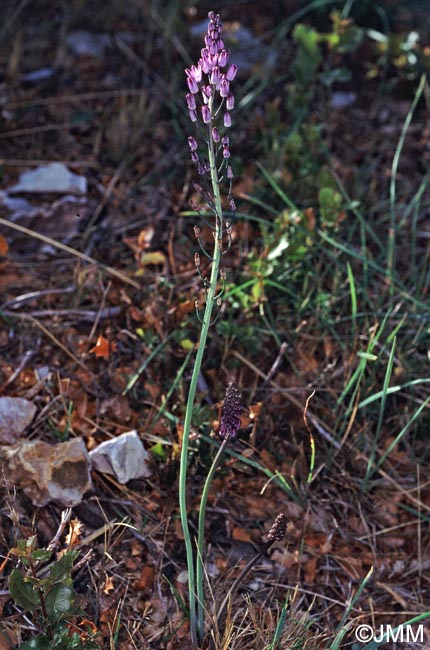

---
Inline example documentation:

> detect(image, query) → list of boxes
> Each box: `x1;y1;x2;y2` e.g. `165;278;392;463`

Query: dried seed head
267;513;287;543
219;381;243;440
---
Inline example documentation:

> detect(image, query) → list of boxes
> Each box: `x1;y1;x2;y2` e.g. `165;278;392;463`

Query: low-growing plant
6;513;100;650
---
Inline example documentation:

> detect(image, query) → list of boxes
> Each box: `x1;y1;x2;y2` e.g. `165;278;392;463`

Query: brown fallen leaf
90;334;117;358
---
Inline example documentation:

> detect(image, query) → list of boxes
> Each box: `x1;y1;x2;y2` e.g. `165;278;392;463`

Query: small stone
0;397;36;443
10;163;87;195
89;430;152;484
66;30;111;58
2;438;92;507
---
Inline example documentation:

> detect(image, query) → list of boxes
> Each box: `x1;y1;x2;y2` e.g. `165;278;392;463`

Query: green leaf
318;187;343;225
150;442;167;461
357;351;378;361
9;569;40;612
19;636;51;650
49;551;79;582
292;23;322;83
45;584;76;622
32;549;52;562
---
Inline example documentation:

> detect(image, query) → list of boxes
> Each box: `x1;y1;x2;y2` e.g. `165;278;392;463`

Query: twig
1;307;122;321
46;509;72;553
0;217;140;289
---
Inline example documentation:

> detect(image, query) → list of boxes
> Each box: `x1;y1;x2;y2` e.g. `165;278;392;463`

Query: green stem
196;437;229;638
178;99;224;648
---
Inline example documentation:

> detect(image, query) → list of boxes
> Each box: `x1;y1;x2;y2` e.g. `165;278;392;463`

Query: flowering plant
178;11;239;647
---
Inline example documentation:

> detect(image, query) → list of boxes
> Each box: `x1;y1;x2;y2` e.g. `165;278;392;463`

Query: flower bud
219;77;230;97
188;136;198;152
267;513;287;543
226;64;238;81
219;382;243;439
201;105;211;123
186;93;197;111
187;77;199;94
218;49;229;67
210;66;220;85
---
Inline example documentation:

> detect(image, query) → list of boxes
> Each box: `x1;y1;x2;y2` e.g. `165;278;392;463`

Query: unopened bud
226;64;238;81
188;136;198;152
226;94;234;110
267;513;287;542
201;105;211;123
219;382;243;439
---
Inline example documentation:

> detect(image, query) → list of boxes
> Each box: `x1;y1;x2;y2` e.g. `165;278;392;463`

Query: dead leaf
90;334;117;358
103;576;115;594
133;565;155;592
232;527;252;543
0;235;8;257
65;518;84;548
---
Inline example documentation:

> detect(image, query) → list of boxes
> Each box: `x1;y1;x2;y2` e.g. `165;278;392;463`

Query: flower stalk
196;382;244;636
179;11;238;647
